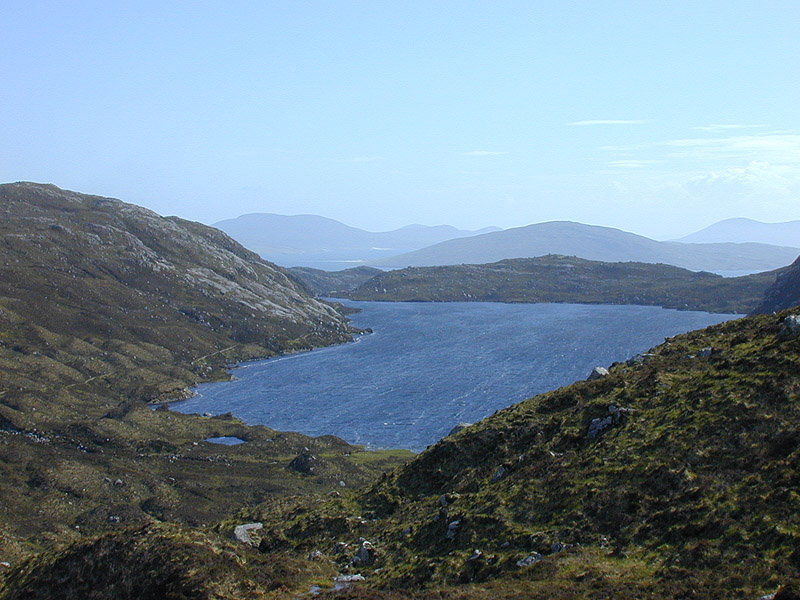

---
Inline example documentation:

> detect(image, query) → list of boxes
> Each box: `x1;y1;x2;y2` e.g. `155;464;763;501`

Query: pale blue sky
2;1;799;239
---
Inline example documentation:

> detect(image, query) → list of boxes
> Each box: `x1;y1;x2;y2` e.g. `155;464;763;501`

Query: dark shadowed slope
288;265;384;296
376;221;799;272
752;255;800;314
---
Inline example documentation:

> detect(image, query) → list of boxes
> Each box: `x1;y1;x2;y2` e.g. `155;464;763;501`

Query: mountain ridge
375;220;799;272
213;212;500;269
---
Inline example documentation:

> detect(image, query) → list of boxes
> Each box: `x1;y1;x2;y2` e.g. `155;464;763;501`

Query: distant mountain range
676;217;800;247
375;221;799;273
213;213;499;270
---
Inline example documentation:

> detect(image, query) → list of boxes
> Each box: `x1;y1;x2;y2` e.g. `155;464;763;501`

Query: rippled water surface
172;301;737;451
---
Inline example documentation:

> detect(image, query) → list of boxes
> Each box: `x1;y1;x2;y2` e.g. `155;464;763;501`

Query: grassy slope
0;183;411;569
345;255;781;314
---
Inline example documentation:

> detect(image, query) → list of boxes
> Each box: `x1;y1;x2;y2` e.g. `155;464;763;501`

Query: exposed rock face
780;315;800;339
233;522;263;545
752;255;800;314
351;539;375;566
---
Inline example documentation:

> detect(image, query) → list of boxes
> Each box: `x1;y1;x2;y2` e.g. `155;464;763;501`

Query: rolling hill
676;217;800;247
345;255;782;314
375;221;799;273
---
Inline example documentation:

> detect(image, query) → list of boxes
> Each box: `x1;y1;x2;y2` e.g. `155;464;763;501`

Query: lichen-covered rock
233;522;262;545
351;540;375;566
779;315;800;340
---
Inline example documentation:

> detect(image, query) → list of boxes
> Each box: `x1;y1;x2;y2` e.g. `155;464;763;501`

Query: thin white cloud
663;134;800;163
463;151;507;156
601;133;800;165
594;132;800;213
694;124;764;132
688;160;798;191
568;120;647;126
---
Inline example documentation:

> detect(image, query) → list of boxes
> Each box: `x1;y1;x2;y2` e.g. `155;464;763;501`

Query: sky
2;1;799;240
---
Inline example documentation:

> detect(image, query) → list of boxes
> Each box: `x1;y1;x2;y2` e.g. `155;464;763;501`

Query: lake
171;301;738;452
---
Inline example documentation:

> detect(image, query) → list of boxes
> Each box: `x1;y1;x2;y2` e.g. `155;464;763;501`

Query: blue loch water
172;301;738;452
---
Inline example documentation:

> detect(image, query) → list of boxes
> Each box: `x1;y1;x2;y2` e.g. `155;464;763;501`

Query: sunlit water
172;301;737;452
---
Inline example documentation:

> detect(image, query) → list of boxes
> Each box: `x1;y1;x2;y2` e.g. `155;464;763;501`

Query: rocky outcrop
233;522;263;545
587;366;609;380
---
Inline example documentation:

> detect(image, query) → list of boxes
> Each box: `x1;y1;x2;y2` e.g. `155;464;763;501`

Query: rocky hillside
753;256;800;314
6;306;800;598
346;255;781;314
0;183;410;572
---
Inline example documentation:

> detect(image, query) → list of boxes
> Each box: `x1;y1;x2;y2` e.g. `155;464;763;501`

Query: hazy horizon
3;1;799;240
